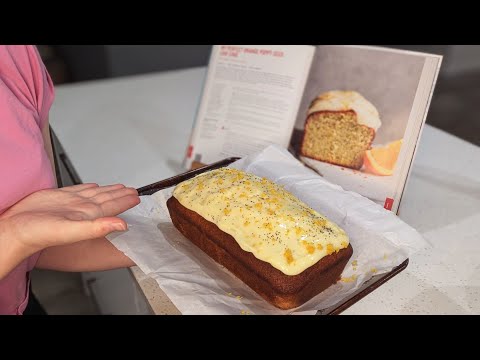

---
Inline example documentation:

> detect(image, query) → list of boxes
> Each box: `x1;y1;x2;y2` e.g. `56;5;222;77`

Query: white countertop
50;67;480;315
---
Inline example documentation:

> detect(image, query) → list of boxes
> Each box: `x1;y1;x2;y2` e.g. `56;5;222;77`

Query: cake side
167;196;353;310
300;110;376;170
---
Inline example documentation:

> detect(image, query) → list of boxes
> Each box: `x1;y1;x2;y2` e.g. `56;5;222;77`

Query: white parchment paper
107;145;429;314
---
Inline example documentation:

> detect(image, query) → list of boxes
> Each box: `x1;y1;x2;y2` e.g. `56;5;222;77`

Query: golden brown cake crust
167;196;353;310
300;110;376;170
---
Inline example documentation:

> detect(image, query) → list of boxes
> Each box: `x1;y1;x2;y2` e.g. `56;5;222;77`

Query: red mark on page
384;198;394;211
187;145;193;158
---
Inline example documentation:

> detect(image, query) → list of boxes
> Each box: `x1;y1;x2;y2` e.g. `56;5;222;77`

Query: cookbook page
293;45;442;213
184;45;315;169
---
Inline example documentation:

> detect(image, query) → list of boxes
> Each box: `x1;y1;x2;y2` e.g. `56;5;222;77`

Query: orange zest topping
284;249;294;264
302;241;316;254
326;244;334;254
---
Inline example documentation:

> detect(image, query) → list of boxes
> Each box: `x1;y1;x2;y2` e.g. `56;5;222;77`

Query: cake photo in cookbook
294;46;442;213
301;90;382;171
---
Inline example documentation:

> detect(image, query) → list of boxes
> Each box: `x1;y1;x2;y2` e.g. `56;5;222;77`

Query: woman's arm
0;119;139;280
0;183;139;280
36;237;135;272
0;219;33;279
38;118;136;272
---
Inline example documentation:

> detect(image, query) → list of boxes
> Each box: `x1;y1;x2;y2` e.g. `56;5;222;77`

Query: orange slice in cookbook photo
363;139;403;176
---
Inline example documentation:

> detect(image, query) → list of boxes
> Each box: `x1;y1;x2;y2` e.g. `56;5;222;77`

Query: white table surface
50;67;480;315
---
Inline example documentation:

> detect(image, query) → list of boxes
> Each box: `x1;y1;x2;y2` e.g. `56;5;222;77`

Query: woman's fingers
59;183;99;192
3;184;142;252
92;187;138;203
99;194;141;217
59;217;128;243
80;184;126;198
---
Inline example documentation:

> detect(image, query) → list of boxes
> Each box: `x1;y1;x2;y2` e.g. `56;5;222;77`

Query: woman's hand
1;183;140;256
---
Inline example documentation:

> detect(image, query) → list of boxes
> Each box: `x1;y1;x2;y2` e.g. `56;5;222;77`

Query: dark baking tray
137;158;408;315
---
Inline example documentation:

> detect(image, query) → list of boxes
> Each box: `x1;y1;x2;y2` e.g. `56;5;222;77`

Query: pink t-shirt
0;45;55;315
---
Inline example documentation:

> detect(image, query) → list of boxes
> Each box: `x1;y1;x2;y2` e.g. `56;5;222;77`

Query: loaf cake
300;90;381;170
166;168;353;310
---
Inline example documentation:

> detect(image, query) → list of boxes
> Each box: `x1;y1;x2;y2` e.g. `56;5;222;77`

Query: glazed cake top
173;168;349;276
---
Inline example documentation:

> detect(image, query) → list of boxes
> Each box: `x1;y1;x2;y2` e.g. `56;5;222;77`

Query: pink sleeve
0;45;55;129
0;46;57;213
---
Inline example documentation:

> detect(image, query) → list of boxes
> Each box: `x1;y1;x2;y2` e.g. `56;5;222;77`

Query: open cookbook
183;45;442;213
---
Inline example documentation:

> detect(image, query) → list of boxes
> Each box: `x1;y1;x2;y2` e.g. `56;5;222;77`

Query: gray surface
427;69;480;146
55;45;212;81
107;45;212;76
55;45;108;82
